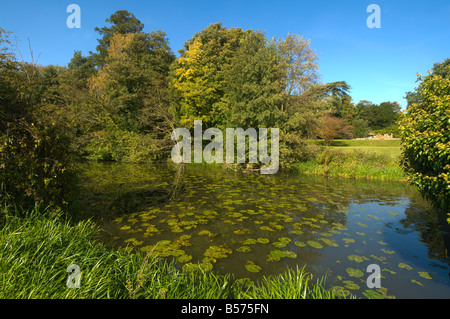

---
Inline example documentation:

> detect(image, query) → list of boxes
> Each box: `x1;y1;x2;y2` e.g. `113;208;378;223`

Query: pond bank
294;148;406;182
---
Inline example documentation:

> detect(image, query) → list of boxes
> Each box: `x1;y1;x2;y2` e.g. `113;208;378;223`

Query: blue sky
1;0;449;109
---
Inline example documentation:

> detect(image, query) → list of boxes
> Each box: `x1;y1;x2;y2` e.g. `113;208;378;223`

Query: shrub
399;74;450;220
0;120;78;211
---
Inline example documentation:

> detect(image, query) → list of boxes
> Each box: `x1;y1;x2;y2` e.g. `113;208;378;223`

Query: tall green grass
0;203;338;299
296;148;406;181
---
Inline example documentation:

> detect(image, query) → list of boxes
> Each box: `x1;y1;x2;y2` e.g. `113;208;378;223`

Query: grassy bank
307;139;402;159
0;203;337;299
297;141;406;181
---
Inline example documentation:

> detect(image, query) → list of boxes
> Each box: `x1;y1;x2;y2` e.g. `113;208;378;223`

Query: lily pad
234;228;250;235
245;264;262;273
278;237;291;244
307;240;324;249
257;238;270;244
346;268;364;278
283;250;297;258
204;245;232;259
411;279;423;287
198;230;217;237
177;254;192;263
356;222;368;228
398;263;412;270
242;238;257;245
331;286;351;298
294;241;306;247
236;246;252;253
418;272;432;279
270;250;287;258
343;280;360;290
320;238;339;247
347;255;368;263
157;240;172;247
272;241;287;248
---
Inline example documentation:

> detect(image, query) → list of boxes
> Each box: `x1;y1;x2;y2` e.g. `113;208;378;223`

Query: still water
78;161;450;299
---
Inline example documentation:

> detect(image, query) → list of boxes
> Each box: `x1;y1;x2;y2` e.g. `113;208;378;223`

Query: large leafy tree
87;30;175;161
169;23;243;128
92;10;145;68
224;30;285;129
400;72;450;221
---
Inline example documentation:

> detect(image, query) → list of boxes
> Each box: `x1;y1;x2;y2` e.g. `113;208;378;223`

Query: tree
169;23;244;128
92;10;144;67
354;100;401;131
400;73;450;221
320;116;353;145
277;34;319;112
87;30;175;161
223;30;285;129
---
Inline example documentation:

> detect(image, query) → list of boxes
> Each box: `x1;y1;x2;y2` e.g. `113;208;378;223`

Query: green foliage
169;23;244;128
0;121;78;211
296;148;405;181
355;100;401;131
400;73;450;219
92;10;145;67
0;30;78;211
352;118;371;138
405;58;450;107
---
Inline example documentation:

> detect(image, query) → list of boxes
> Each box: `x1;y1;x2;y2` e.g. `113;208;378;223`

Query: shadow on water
76;161;450;299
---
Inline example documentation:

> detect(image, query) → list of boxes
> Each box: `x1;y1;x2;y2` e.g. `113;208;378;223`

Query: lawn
307;139;402;159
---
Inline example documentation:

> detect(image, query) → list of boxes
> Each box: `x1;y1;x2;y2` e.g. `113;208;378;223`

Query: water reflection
77;161;450;298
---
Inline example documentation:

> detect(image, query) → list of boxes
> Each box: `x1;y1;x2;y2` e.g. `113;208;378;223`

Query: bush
400;74;450;220
0;120;78;211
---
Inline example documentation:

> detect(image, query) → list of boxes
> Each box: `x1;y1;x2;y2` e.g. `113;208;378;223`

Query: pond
77;161;450;299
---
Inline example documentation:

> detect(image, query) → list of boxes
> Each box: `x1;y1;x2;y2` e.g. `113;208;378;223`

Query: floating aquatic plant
346;268;364;278
331;286;350;298
294;241;306;247
347;255;368;263
236;246;252;253
234;229;250;235
398;263;412;270
242;238;257;245
245;263;262;273
272;241;287;248
382;268;396;275
257;238;269;244
320;238;339;247
177;254;192;263
204;245;232;259
307;240;323;249
198;230;217;237
356;222;368;228
343;280;360;290
418;272;432;279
